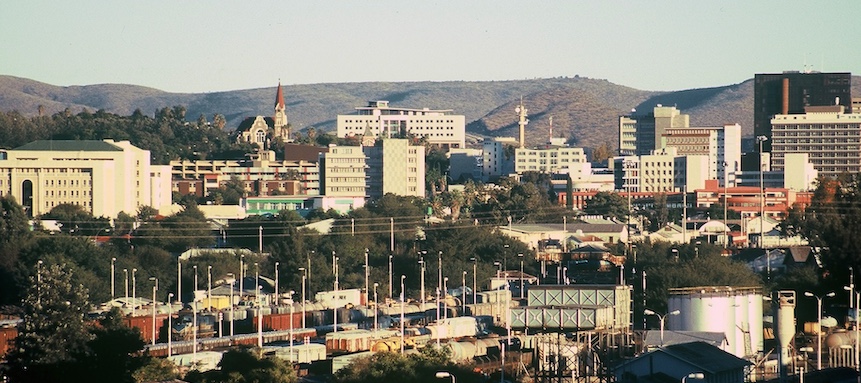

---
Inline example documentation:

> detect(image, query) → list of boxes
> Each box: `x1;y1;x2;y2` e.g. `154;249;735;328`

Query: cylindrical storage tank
747;290;764;354
732;291;750;357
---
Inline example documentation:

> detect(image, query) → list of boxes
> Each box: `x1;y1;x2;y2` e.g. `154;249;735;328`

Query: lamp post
844;285;860;381
227;273;235;337
462;271;467;313
400;274;406;353
443;277;449;320
124;268;129;300
254;262;259;303
435;371;455;383
757;135;768;278
644;308;680;346
150;277;158;345
111;257;116;299
364;248;370;300
167;292;173;356
192;265;198;363
257;286;264;348
518;253;524;299
805;291;835;370
274;262;280;306
289;291;295;361
388;254;393;299
722;160;729;248
308;250;314;295
334;255;339;334
207;266;212;311
419;256;426;307
240;254;245;299
132;268;137;310
470;257;477;303
177;260;181;304
681;372;705;382
299;267;307;328
373;282;379;334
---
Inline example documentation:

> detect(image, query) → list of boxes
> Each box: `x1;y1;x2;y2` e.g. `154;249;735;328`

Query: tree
334;347;481;383
6;263;93;382
583;191;629;221
185;347;296;383
83;308;150;383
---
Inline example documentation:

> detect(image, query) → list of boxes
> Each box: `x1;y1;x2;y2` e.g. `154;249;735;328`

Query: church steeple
273;80;289;140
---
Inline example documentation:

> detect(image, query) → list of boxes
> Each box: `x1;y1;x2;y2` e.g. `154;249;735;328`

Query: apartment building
337;101;465;148
364;139;425;199
770;105;861;178
613;147;709;193
0;139;171;218
514;146;587;178
170;150;320;197
318;145;367;198
618;105;690;156
754;71;852;151
662;124;741;187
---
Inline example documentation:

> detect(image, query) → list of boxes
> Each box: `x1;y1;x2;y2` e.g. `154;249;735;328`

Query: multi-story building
318;145;367;198
514;145;587;177
337;101;466;149
0;139;171;218
170;150;320;198
770;105;861;178
482;137;516;182
754;71;852;151
448;148;483;182
618;105;690;156
613;147;709;193
663;124;741;187
364;139;425;199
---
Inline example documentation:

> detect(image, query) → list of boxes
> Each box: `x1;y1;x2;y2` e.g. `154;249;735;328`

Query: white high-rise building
337;101;465;149
514;146;587;178
364;139;425;199
614;147;709;193
663;123;741;187
0;139;171;218
771;105;861;178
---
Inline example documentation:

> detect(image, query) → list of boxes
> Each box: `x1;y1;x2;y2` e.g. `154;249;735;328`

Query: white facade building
0;139;171;218
771;106;861;178
319;145;367;197
337;101;465;148
613;147;709;193
663;124;741;187
514;146;588;177
482;137;516;181
364;139;425;199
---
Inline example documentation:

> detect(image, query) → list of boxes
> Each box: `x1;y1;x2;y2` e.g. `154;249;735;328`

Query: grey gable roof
14;140;123;152
660;341;751;373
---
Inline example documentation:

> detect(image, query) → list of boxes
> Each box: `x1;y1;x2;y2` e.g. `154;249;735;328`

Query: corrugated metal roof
659;341;751;373
14;140;123;151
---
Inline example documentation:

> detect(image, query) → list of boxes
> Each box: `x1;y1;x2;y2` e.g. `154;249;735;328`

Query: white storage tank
667;286;763;358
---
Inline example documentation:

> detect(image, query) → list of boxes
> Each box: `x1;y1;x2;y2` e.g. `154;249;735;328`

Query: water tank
668;286;764;358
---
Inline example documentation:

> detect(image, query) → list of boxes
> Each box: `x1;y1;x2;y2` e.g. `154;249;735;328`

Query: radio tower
515;97;529;148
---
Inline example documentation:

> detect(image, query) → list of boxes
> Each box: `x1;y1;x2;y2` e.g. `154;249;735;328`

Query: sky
2;1;860;94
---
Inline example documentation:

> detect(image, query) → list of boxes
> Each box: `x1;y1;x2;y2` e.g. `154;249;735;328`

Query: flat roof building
337;101;465;149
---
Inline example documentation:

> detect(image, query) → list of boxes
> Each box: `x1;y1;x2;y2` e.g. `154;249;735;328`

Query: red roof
275;81;285;108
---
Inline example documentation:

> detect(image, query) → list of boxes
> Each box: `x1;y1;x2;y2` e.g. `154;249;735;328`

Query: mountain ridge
2;74;858;150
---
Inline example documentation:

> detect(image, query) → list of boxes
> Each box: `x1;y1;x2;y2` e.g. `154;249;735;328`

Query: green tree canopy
582;191;629;221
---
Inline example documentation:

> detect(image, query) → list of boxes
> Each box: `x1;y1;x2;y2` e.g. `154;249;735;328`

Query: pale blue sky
2;1;859;93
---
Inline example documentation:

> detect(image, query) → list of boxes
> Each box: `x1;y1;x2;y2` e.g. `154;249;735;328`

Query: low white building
337;100;465;148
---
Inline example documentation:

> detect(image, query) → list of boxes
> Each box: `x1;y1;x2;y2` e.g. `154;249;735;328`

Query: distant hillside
2;74;859;151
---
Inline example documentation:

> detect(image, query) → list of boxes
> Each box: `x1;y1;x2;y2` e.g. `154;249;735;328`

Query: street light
167;292;174;356
123;268;129;301
192;265;198;363
681;372;704;382
804;291;835;370
470;257;477;304
435;371;455;383
132;268;137;310
400;274;406;354
844;285;860;381
149;277;158;345
207;265;212;312
644;308;680;346
257;286;264;348
388;254;393;299
757;135;768;279
239;254;245;299
226;273;235;337
419;256;426;307
254;262;259;303
364;248;370;299
721;160;729;249
334;255;339;334
462;271;467;313
443;277;449;320
373;282;379;334
111;257;116;299
274;262;280;306
299;267;307;328
518;253;524;299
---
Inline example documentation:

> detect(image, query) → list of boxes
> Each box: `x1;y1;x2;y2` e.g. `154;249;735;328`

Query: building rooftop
14;140;123;151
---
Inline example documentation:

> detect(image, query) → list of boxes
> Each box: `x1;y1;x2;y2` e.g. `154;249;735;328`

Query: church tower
273;81;289;140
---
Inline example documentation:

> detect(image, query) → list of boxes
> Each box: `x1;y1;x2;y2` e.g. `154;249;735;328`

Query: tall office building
364;139;425;199
618;105;689;156
754;71;852;151
337;101;466;149
0;139;171;218
771;105;861;178
663;124;741;187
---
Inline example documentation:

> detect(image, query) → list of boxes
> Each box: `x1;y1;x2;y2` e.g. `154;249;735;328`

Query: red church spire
275;80;285;109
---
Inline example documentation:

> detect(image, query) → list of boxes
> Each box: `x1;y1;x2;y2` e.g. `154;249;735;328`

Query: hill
1;75;859;151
